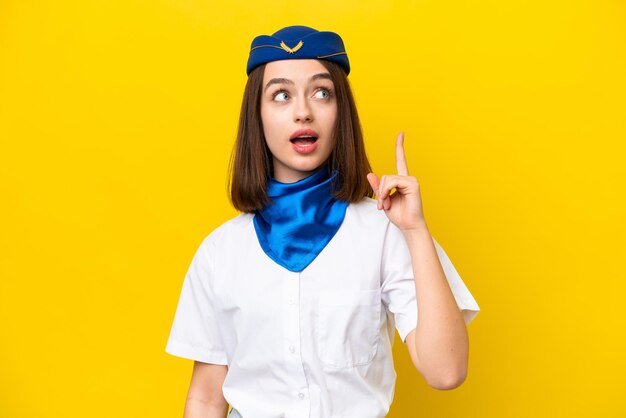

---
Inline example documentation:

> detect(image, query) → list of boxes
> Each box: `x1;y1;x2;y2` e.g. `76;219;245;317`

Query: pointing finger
396;132;409;176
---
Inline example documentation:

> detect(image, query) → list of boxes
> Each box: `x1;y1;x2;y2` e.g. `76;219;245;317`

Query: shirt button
288;298;295;305
298;392;305;399
289;345;296;353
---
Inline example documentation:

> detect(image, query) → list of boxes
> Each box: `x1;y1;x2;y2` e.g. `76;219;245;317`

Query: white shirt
165;197;480;418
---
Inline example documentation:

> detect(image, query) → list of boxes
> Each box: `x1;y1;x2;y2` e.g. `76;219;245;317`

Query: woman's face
261;59;338;183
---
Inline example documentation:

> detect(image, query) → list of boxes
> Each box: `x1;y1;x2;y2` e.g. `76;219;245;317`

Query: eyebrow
263;73;332;93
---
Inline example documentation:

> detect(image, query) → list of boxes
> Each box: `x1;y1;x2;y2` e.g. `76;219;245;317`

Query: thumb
367;172;380;195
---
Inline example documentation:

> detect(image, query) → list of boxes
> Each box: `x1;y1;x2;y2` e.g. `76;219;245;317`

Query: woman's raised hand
366;132;427;232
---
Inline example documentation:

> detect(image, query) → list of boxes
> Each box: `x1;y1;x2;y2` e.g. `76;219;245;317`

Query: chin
292;159;328;171
273;158;328;182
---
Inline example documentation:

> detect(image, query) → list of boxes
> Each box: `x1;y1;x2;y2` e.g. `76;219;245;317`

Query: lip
289;128;319;141
292;141;318;154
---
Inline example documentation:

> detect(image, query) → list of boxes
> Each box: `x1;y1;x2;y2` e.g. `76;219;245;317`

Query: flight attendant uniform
165;190;480;418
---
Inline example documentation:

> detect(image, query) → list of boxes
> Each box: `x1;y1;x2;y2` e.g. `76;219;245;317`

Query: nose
293;95;313;123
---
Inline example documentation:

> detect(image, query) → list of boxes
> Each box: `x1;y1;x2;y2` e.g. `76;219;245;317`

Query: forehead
262;59;330;83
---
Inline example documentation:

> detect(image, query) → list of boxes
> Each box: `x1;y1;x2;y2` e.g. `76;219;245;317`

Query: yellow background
1;0;624;417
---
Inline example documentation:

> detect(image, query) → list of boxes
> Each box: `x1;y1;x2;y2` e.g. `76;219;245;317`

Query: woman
166;25;480;418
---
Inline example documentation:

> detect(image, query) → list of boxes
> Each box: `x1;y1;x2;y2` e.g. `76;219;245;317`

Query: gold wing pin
280;40;304;54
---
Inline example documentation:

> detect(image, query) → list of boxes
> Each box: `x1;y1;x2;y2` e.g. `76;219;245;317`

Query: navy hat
246;25;350;76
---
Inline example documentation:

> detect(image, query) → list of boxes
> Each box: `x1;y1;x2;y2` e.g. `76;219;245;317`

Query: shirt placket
282;270;311;417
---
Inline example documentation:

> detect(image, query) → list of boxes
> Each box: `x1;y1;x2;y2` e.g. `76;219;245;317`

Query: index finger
396;132;409;176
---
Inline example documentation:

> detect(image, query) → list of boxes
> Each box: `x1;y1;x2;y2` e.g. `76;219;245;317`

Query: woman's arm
402;225;469;390
367;132;469;390
183;361;229;418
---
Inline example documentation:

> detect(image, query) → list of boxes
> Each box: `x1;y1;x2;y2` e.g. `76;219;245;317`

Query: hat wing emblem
279;40;304;54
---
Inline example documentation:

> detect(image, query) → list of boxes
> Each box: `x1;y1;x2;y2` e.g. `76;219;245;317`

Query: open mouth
290;135;318;145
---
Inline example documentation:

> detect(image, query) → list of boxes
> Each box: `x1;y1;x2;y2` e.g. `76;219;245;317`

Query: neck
272;163;328;184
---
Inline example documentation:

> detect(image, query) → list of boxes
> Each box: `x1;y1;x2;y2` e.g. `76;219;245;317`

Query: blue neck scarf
253;166;349;272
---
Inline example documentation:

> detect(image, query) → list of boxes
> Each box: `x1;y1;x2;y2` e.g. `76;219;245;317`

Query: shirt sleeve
165;236;228;365
380;222;480;344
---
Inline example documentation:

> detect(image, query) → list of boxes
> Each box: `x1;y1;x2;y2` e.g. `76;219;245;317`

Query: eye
272;90;289;102
314;89;331;99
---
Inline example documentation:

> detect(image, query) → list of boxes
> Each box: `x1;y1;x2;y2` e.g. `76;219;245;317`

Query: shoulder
348;197;415;247
340;197;394;246
346;197;391;229
199;212;255;250
348;196;381;216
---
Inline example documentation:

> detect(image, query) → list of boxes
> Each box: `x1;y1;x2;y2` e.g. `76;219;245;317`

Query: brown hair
227;60;374;213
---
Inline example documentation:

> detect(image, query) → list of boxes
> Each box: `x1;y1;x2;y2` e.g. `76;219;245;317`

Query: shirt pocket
316;287;381;368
